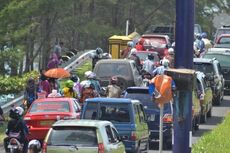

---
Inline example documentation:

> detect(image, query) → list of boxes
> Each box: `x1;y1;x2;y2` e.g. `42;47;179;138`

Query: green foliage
0;71;39;94
75;60;92;82
192;113;230;153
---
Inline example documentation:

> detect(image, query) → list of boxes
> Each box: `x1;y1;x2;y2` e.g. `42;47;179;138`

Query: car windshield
216;29;230;38
83;102;130;123
48;126;97;147
219;37;230;44
96;63;129;77
134;52;159;62
193;63;213;74
125;93;170;110
29;101;70;113
204;54;230;67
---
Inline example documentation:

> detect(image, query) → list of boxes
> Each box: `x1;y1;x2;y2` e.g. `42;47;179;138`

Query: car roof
96;59;133;64
142;34;169;38
218;34;230;37
53;119;111;128
207;48;230;54
193;58;214;63
33;97;73;103
85;97;139;104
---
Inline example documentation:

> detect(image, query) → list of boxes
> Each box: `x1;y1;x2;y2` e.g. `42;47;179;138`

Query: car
196;71;213;123
43;120;126;153
24;97;81;141
214;34;230;48
128;50;160;66
140;34;171;59
81;97;149;153
93;59;143;90
214;25;230;43
123;87;173;149
204;48;230;93
194;58;224;105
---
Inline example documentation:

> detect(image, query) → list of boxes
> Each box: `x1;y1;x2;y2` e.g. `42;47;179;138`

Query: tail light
163;114;173;123
98;143;104;153
130;131;137;141
42;142;47;153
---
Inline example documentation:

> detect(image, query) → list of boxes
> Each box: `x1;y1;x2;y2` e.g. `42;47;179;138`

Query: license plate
40;121;54;126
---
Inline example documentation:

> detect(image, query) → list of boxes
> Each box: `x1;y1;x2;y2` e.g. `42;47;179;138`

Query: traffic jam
3;24;230;153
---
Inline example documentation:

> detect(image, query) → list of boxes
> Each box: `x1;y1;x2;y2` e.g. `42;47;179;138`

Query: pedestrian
62;80;75;98
27;139;41;153
24;78;37;109
53;41;64;61
121;41;134;58
47;53;59;69
92;47;103;70
70;74;82;99
194;33;205;57
143;54;155;74
106;76;122;98
38;74;51;98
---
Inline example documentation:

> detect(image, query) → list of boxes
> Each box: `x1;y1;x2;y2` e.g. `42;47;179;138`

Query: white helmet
15;107;24;116
84;71;93;78
168;48;174;55
161;58;169;67
88;72;96;79
28;139;41;152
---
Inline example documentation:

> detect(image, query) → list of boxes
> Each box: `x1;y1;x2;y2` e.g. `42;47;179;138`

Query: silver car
43;119;126;153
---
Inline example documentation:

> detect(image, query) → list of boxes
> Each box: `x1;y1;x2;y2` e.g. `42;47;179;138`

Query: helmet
15;107;24;116
168;48;174;55
70;75;79;82
65;80;74;88
96;47;103;54
82;81;94;89
201;32;207;38
28;139;41;152
127;41;134;48
147;54;154;60
196;33;202;40
110;76;118;84
84;71;93;78
88;72;96;79
161;58;169;67
130;48;137;54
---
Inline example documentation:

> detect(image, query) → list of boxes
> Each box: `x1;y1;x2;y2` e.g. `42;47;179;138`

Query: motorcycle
7;137;24;153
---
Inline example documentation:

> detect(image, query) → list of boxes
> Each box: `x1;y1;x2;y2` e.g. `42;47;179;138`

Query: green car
43;120;126;153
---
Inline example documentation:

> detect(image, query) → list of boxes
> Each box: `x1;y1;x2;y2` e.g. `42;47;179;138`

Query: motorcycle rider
4;106;28;153
27;139;41;153
143;54;155;75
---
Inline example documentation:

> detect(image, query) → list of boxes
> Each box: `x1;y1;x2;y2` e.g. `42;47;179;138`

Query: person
106;76;122;98
0;106;5;125
80;81;98;104
48;89;62;97
38;74;51;98
4;107;28;153
129;52;141;70
84;71;101;95
143;54;155;74
24;78;37;109
27;139;41;153
121;41;134;58
62;80;75;98
70;75;82;99
135;38;145;51
47;53;59;69
201;32;212;51
194;33;205;57
152;58;170;77
165;48;175;68
92;47;103;70
53;41;64;61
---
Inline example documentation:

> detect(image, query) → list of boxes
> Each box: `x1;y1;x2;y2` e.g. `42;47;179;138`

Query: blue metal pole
173;0;194;153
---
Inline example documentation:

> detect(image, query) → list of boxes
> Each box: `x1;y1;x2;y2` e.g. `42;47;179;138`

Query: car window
99;103;130;123
217;63;222;74
83;102;98;120
73;100;80;112
137;104;145;122
48;126;97;146
105;125;116;143
30;101;70;113
204;54;230;67
111;127;120;143
194;63;214;74
219;37;230;44
96;63;129;77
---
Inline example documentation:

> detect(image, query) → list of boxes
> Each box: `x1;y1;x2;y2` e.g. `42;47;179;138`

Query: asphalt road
149;95;230;153
0;96;229;153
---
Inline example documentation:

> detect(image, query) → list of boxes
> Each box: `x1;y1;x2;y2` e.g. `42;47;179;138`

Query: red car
24;97;81;141
140;34;171;59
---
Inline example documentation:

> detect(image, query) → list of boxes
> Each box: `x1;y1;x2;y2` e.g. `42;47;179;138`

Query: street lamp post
173;0;194;153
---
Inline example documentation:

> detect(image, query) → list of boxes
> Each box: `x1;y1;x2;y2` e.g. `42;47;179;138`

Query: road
149;95;230;153
0;96;229;153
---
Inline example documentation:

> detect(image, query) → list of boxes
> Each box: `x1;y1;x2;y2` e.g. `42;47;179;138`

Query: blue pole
173;0;194;153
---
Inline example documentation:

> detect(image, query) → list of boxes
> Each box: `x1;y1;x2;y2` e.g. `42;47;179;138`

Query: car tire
214;94;221;106
200;113;207;123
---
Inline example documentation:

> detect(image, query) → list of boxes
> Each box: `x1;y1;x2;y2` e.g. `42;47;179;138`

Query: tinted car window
99;103;130;123
30;101;70;113
48;126;97;146
194;63;213;74
219;37;230;44
204;54;230;67
96;63;129;77
83;102;98;120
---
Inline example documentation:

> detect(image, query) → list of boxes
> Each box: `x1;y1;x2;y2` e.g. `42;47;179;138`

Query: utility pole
173;0;194;153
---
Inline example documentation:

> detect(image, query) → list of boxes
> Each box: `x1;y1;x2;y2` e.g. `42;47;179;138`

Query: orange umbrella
44;68;70;79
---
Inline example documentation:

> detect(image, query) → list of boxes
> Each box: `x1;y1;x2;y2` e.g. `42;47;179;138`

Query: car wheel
207;106;212;118
200;113;207;123
214;94;221;106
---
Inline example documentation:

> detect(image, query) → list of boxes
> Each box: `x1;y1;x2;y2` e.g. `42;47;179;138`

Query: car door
105;125;125;153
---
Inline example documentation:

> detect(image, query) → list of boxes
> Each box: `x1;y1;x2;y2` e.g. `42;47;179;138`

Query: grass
192;112;230;153
0;121;7;143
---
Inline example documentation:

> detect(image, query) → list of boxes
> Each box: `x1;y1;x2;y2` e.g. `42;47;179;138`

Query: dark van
81;98;149;153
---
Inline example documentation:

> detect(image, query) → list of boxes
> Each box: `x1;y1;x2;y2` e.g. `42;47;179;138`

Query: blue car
81;97;149;153
124;87;173;149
